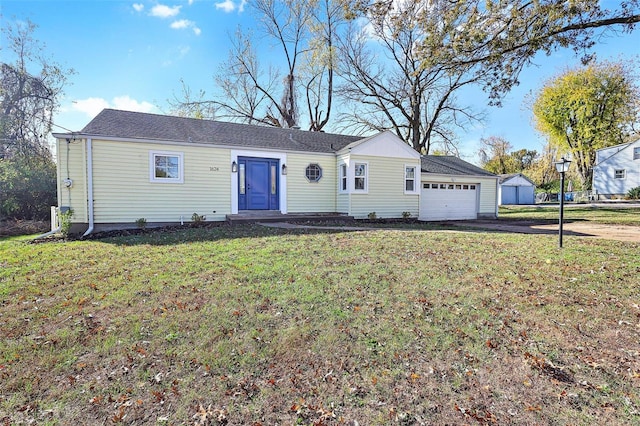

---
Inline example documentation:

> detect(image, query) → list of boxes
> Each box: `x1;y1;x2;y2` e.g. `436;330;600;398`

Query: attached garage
420;182;478;220
419;156;499;222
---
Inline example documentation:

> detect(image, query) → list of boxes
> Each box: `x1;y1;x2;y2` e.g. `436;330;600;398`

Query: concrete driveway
449;220;640;243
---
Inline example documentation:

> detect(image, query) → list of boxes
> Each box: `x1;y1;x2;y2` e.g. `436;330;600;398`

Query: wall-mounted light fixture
281;164;287;175
231;160;238;173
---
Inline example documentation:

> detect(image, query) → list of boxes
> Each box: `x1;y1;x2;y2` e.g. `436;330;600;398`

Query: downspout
82;138;94;237
33;207;62;239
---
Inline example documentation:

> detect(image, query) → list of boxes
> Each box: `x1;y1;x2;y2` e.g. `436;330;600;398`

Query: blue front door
238;157;280;210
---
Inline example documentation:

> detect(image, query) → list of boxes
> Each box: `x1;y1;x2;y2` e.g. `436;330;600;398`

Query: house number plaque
209;167;219;172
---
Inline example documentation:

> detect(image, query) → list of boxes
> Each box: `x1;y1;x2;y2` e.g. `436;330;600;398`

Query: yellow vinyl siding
348;155;420;219
56;138;88;223
477;177;498;216
286;154;337;213
91;140;231;223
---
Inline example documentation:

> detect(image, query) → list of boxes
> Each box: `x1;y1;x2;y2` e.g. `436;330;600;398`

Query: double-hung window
354;162;368;192
150;151;184;183
614;169;626;179
404;165;418;194
634;147;640;160
339;163;347;192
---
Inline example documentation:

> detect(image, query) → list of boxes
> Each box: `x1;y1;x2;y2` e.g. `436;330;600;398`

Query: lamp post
554;157;572;248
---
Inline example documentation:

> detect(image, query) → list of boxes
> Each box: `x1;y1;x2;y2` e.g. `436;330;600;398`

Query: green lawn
499;205;640;225
1;221;639;424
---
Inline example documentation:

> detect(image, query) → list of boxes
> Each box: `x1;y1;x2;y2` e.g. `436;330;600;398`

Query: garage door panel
419;182;478;221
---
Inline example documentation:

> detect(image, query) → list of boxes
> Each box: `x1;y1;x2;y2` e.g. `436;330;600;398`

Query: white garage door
419;182;478;221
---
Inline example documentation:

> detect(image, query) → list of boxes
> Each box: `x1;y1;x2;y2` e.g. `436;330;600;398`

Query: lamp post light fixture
554;157;572;248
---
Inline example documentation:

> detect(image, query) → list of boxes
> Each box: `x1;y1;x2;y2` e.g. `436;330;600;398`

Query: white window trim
150;151;184;183
614;169;626;179
404;164;419;194
353;161;369;193
338;163;348;194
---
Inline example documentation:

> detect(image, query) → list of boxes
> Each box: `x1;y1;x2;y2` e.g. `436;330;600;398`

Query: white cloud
170;19;190;29
150;4;182;18
72;96;156;118
132;3;144;12
112;96;156;113
170;19;201;35
215;0;237;13
72;98;110;118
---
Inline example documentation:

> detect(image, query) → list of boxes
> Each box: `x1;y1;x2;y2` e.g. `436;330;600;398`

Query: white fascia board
338;130;420;159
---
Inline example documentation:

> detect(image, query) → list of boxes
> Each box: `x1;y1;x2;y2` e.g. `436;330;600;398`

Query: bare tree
336;2;486;154
1;19;74;160
171;0;344;132
349;0;640;105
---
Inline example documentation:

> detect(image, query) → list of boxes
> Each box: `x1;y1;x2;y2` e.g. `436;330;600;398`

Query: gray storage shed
498;173;536;205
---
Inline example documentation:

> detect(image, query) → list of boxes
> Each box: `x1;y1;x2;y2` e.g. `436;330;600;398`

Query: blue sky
2;0;639;162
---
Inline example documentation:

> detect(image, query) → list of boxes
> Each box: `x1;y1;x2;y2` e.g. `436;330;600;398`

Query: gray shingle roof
498;173;534;185
421;155;496;177
80;109;362;153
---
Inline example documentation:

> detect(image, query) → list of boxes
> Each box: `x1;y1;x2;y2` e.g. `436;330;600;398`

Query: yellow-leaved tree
532;61;639;190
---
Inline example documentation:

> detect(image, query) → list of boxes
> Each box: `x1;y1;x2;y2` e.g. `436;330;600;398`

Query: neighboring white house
592;139;640;199
51;109;497;234
498;173;536;205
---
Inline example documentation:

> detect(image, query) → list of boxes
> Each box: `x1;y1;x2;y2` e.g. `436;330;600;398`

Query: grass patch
499;205;640;225
1;223;639;424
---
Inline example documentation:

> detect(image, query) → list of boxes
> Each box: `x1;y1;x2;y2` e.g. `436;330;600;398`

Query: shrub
59;208;74;237
135;218;147;229
191;213;206;223
626;186;640;200
402;211;411;219
0;156;56;220
367;212;377;220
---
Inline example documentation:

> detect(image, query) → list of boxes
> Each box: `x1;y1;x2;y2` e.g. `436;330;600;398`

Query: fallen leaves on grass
192;404;228;425
524;352;574;383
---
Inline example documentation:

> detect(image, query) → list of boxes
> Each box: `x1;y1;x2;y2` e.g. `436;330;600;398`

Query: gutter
82;138;94;237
